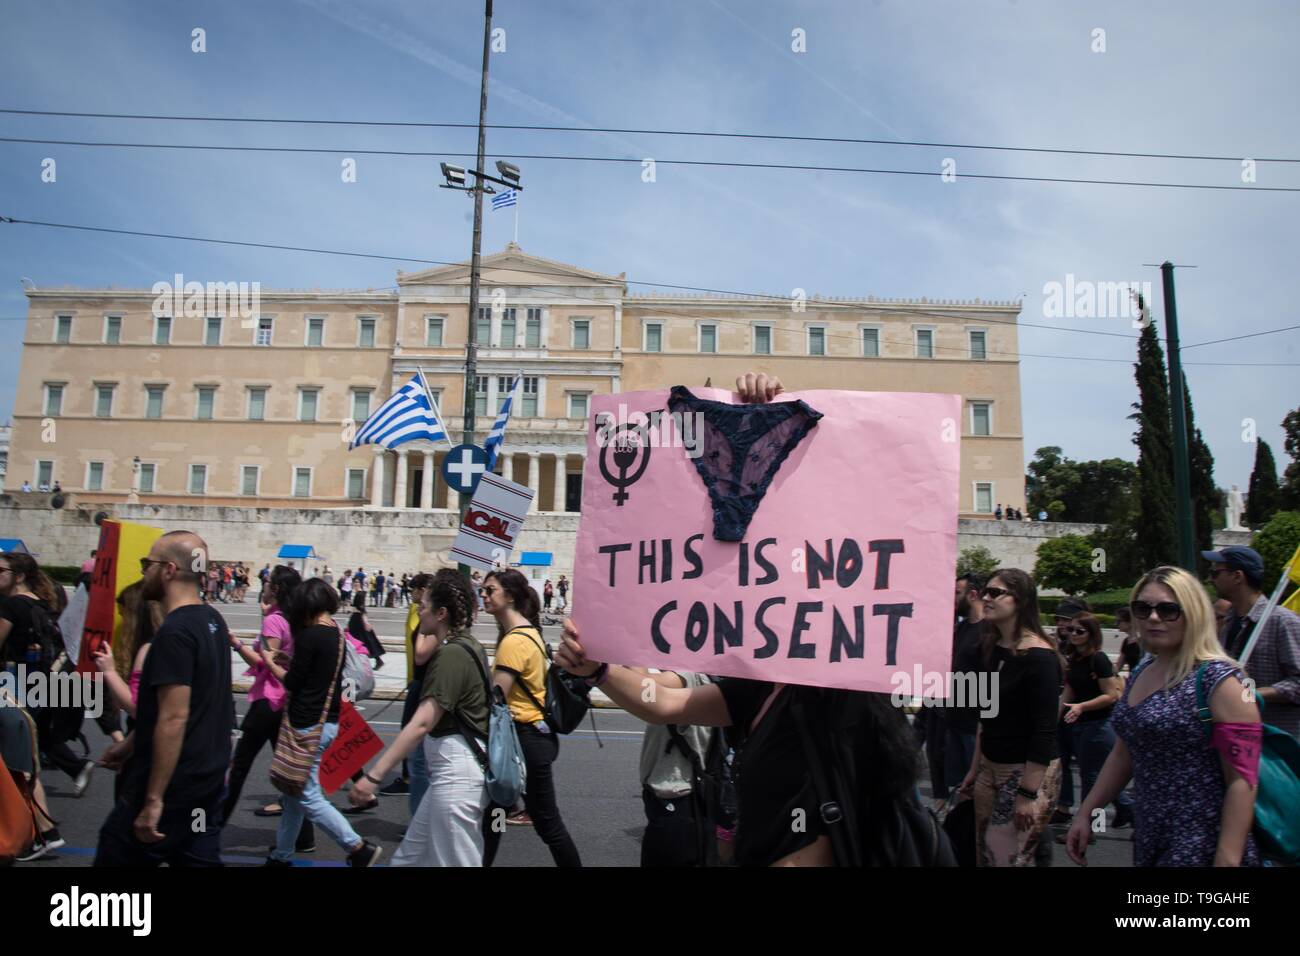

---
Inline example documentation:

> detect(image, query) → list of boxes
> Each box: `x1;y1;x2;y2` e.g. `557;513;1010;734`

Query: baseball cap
1201;546;1264;580
1054;597;1091;619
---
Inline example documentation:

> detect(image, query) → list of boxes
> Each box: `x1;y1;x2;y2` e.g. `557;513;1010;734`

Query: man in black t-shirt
94;530;233;867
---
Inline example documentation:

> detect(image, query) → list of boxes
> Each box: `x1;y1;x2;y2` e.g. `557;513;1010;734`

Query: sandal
253;803;283;817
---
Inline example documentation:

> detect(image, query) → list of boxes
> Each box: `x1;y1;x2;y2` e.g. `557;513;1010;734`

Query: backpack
21;599;64;672
789;687;957;867
0;706;40;864
505;627;594;736
339;629;375;702
664;721;727;866
449;641;526;808
1195;663;1300;865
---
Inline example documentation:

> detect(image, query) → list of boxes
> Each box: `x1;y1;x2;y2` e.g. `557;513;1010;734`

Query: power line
3;214;1297;366
4;107;1297;164
2;137;1296;193
1180;324;1300;350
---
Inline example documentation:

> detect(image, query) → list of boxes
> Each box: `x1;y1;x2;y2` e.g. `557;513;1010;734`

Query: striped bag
269;628;346;797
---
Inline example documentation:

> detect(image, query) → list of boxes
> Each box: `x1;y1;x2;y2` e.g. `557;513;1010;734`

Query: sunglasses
139;557;172;573
1061;626;1088;636
1131;600;1183;622
980;586;1011;600
478;586;499;596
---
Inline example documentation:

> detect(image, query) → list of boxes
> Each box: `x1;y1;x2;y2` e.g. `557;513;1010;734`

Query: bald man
94;530;234;866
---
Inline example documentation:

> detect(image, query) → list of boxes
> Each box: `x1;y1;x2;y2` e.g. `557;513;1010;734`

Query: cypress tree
1128;319;1177;568
1246;439;1281;528
1182;379;1219;571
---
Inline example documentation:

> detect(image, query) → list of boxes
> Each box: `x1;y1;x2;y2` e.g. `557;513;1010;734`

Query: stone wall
0;492;1257;586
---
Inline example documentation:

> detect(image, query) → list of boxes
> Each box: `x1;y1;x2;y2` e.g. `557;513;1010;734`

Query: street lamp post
438;0;523;576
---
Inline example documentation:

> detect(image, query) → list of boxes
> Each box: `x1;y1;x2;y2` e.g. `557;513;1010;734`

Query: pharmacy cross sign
440;443;491;495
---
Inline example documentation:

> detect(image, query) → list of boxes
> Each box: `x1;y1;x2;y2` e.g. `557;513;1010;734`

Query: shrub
1252;511;1300;593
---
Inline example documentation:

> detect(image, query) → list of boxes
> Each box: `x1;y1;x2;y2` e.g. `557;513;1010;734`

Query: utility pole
1160;261;1197;572
458;0;494;524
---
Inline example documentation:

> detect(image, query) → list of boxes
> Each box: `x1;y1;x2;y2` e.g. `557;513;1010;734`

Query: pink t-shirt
247;608;293;711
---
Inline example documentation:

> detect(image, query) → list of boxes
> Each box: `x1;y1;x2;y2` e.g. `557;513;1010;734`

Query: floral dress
1110;657;1259;866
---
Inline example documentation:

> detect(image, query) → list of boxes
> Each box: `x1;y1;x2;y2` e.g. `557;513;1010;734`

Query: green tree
1279;408;1300;511
957;546;1000;580
1034;534;1102;595
1088;506;1144;591
1251;510;1300;593
1246;439;1281;529
1129;320;1176;568
1182;379;1219;572
1023;447;1136;524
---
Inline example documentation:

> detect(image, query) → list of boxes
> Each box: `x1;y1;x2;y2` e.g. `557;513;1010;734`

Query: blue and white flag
483;373;522;470
350;371;450;450
491;189;518;210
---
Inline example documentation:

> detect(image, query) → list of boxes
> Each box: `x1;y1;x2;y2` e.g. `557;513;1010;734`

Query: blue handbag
1196;662;1300;864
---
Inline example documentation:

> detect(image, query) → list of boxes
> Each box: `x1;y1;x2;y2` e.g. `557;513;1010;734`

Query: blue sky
1;0;1296;491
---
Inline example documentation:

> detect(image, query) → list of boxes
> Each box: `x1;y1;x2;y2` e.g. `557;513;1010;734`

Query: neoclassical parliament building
9;245;1027;523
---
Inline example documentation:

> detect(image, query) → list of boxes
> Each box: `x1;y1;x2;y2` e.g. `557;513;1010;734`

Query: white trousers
391;733;488;867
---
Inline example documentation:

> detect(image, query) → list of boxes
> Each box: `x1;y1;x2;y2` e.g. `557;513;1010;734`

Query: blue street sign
440;442;490;495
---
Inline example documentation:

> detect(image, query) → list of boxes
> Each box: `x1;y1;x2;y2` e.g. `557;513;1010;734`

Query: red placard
319;701;384;795
79;521;120;673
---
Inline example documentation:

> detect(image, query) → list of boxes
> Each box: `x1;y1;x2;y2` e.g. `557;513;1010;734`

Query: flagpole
416;369;454;450
513;199;519;245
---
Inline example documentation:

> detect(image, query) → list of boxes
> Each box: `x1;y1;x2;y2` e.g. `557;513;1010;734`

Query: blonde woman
1066;566;1259;867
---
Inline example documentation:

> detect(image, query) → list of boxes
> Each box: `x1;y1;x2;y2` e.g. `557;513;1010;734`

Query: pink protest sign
572;387;960;694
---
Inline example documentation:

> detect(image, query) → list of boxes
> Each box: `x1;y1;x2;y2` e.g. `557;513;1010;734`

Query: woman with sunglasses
957;569;1064;866
1054;612;1134;841
1066;566;1259;867
480;568;582;866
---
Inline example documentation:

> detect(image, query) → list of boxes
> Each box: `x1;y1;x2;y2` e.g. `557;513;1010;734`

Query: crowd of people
1;373;1297;869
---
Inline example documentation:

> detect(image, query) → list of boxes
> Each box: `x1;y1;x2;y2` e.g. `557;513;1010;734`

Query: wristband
363;772;382;786
584;663;610;688
1015;785;1038;800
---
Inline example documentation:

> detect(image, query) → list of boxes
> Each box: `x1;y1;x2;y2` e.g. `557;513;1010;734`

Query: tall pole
1161;261;1197;572
458;0;493;530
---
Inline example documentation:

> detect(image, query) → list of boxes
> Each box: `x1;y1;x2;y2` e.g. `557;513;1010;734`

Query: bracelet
363;772;382;786
1015;785;1039;800
584;663;610;688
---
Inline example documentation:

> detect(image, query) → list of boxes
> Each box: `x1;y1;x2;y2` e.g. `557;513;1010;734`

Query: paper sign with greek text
571;388;960;694
320;701;383;794
449;472;534;572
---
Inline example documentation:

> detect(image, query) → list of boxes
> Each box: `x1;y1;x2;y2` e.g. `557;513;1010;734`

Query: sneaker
1049;807;1072;826
378;777;409;796
1111;804;1135;829
262;857;293;868
38;828;65;853
16;841;50;862
296;839;316;854
506;811;533;826
348;841;382;868
73;760;95;797
341;798;379;816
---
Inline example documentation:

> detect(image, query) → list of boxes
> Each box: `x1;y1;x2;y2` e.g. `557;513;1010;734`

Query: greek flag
483;373;522;470
350;371;449;450
491;189;518;210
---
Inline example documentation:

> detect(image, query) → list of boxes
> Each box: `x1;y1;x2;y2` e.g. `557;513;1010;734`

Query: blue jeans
402;680;431;816
271;722;363;862
1061;718;1134;811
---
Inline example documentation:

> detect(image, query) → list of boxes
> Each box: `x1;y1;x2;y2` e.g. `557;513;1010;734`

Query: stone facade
1;494;1252;592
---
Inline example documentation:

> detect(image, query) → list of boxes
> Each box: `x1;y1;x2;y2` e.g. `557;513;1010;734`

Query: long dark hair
267;565;302;612
483;568;540;633
980;567;1056;667
427;569;476;630
1065;612;1104;658
286;577;339;631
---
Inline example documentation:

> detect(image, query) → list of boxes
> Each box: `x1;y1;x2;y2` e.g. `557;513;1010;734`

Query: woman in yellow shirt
481;568;582;867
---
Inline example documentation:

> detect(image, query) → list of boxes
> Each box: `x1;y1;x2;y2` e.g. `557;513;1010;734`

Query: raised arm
557;620;731;727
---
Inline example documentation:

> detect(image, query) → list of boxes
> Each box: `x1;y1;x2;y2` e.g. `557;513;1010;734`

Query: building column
502;451;513;483
552;454;567;512
394;448;409;509
370;448;386;508
526;452;541;512
421;449;435;509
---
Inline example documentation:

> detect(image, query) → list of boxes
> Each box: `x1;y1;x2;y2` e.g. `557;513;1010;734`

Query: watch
1016;785;1039;800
